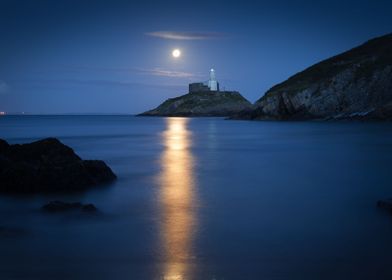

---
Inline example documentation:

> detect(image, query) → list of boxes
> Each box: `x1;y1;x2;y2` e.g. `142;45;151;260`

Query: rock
0;139;9;154
139;91;252;117
0;226;28;238
377;199;392;212
234;33;392;121
82;203;97;212
0;138;116;193
42;201;98;213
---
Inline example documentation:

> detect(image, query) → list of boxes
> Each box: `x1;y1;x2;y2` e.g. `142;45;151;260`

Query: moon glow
172;49;181;58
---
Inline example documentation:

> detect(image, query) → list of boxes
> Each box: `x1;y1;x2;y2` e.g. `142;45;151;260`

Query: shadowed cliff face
139;91;252;117
237;33;392;121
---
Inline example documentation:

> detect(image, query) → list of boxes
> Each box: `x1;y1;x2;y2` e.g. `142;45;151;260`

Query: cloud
57;65;136;73
39;65;201;79
145;31;226;40
0;80;9;94
61;79;184;89
136;68;199;78
16;78;185;91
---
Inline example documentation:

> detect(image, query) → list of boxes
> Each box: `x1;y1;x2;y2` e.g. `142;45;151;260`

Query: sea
0;115;392;280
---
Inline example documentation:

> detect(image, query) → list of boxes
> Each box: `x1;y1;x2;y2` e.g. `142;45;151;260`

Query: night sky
0;0;391;114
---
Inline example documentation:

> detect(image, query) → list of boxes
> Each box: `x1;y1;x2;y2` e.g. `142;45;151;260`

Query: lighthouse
188;68;220;93
208;68;219;91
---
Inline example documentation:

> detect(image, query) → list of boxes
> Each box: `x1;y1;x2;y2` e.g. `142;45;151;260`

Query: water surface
1;115;392;279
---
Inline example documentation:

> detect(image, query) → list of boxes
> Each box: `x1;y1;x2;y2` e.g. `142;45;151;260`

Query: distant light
172;49;181;58
0;111;5;115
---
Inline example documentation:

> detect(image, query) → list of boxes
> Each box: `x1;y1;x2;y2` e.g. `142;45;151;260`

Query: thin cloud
14;78;185;91
146;31;226;40
0;80;9;94
37;65;200;79
136;68;200;78
37;65;136;74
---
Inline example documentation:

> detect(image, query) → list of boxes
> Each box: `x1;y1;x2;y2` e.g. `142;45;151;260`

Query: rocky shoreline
234;33;392;121
42;201;98;213
139;91;252;117
0;138;116;193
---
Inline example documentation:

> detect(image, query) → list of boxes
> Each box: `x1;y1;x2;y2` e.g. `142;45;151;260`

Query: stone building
189;68;220;93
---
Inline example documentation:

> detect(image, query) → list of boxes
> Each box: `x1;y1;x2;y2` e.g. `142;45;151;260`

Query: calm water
1;115;392;280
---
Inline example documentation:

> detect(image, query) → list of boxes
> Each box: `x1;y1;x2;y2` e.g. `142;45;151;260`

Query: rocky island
0;138;116;193
139;69;252;117
234;33;392;121
140;90;252;117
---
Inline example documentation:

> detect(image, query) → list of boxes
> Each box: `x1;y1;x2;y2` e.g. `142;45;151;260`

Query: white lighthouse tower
208;68;219;91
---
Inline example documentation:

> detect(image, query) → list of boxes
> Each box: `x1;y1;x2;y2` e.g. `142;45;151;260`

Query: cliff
235;33;392;121
139;91;252;117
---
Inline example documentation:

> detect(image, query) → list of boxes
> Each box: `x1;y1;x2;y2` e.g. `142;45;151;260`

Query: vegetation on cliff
236;33;392;120
139;91;252;117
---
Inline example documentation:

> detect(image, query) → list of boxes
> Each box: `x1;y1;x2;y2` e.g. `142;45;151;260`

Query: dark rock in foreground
0;226;28;238
42;201;98;212
377;199;392;212
234;33;392;121
139;91;252;117
0;138;116;193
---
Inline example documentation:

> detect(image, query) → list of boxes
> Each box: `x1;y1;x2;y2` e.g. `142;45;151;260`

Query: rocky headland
234;33;392;121
139;90;252;117
0;138;116;193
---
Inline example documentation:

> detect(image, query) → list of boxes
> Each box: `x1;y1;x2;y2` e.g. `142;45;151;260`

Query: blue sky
0;0;391;114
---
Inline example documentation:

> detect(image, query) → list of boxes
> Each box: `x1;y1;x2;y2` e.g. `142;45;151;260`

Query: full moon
172;49;181;58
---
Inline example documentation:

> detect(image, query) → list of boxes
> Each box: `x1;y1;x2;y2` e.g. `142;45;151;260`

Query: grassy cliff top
140;91;252;117
257;33;392;102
